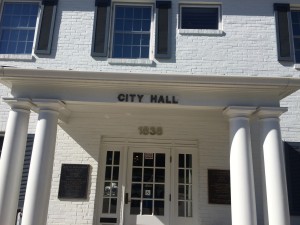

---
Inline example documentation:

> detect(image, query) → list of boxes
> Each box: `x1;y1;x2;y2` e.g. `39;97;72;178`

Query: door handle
125;193;129;204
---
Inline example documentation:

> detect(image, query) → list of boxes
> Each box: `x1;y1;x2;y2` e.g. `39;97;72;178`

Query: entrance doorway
97;140;198;225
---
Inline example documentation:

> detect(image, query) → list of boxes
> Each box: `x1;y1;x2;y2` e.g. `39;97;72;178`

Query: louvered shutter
284;142;300;215
274;3;293;61
155;1;172;58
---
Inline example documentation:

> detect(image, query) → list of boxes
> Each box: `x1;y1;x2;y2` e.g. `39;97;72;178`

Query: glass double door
124;148;171;225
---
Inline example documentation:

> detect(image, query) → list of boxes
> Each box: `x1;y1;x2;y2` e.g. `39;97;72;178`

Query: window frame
179;4;222;31
109;2;155;60
0;0;41;56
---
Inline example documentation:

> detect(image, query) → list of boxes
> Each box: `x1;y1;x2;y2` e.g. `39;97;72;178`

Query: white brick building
0;0;300;225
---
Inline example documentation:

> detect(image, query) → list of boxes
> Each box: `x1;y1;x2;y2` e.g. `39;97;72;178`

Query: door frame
96;138;199;225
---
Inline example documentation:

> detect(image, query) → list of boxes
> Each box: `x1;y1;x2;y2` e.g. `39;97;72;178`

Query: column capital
256;107;287;119
223;106;257;118
32;99;70;123
2;98;34;111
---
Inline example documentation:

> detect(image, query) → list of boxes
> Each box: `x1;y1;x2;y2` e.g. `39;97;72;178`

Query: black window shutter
35;0;58;54
274;3;293;61
91;0;111;57
155;1;172;58
0;134;34;209
0;135;3;151
18;134;34;209
284;142;300;216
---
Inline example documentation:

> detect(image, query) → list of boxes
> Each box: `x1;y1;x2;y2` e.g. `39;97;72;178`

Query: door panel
124;148;170;225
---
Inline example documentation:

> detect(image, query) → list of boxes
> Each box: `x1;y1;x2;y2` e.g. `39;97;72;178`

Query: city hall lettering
117;94;179;104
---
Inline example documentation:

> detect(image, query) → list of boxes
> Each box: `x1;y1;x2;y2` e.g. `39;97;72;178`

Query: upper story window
0;0;58;56
179;5;220;30
291;10;300;63
0;2;39;54
112;5;152;59
92;0;172;60
274;4;300;64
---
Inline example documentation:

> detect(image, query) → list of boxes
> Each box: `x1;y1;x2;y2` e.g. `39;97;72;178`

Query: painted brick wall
0;0;300;224
0;0;298;77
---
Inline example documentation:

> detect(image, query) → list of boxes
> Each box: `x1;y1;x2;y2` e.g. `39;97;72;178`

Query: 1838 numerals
138;126;163;135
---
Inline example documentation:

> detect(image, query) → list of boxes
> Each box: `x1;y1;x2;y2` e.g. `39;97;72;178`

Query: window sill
0;54;33;61
178;29;224;36
294;64;300;70
108;58;154;66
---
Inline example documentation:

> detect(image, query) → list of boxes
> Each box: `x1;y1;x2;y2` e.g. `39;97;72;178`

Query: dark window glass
131;183;141;197
112;167;119;180
102;198;109;213
292;11;300;63
106;151;113;165
0;2;39;54
132;168;142;182
133;153;143;166
142;200;152;215
105;166;112;180
112;5;151;58
110;198;117;213
181;7;219;29
114;151;120;165
130;200;140;215
154;201;164;215
156;153;165;167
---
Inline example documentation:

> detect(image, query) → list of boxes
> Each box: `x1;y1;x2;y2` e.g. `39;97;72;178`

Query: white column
257;107;290;225
22;100;66;225
0;98;33;225
224;106;257;225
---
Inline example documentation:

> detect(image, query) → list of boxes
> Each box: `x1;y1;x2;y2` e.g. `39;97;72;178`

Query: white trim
178;29;223;36
108;58;153;65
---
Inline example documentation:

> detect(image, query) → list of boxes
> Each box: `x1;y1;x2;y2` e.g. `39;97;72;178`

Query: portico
0;68;299;225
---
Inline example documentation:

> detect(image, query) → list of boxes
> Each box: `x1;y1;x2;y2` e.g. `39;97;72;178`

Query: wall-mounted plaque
58;164;90;199
208;169;231;204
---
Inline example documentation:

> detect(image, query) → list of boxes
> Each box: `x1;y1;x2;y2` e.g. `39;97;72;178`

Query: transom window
0;2;39;54
291;10;300;63
112;5;152;58
180;5;220;30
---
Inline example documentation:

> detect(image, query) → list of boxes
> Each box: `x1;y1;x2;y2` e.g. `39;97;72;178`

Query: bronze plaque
58;164;90;199
208;169;231;204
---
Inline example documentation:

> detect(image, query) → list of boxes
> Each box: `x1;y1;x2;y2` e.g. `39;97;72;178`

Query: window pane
110;198;117;213
155;153;165;167
142;200;153;215
130;200;140;215
143;168;153;182
154;201;164;215
155;184;164;199
102;198;109;213
132;168;142;182
106;151;113;165
143;184;153;198
155;169;165;182
181;7;219;29
105;166;112;180
178;201;185;217
133;153;143;166
131;183;141;198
